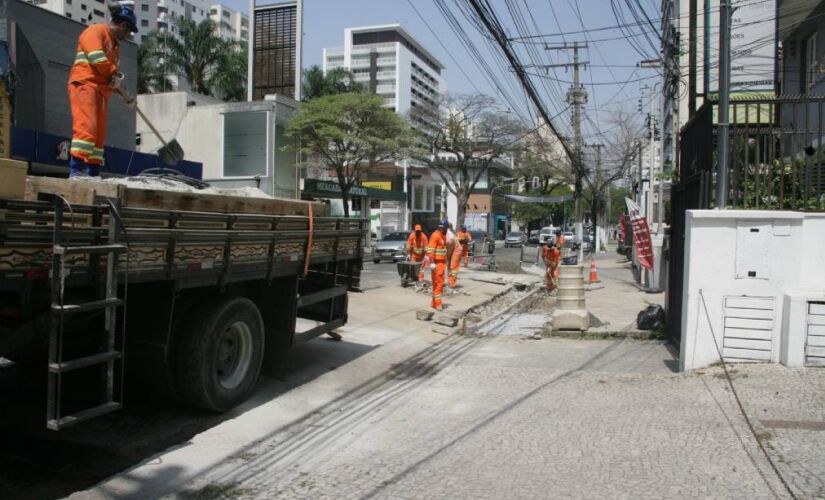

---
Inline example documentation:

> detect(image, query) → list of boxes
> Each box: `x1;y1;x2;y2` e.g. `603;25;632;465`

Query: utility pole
716;0;731;209
545;42;588;261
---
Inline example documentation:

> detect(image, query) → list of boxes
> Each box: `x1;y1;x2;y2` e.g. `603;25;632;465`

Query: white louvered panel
723;296;774;363
806;302;825;366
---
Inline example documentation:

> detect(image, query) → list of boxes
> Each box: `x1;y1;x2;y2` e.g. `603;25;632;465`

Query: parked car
538;226;556;245
504;231;525;247
528;230;540;245
372;231;408;263
581;235;592;253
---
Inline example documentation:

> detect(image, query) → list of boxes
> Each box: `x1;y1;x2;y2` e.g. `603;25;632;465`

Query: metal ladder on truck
47;198;127;430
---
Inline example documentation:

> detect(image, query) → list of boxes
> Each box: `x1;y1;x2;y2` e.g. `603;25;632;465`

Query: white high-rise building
208;4;249;43
26;0;245;44
323;24;446;118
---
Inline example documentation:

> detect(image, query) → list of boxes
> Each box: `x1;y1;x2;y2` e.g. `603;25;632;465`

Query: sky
222;0;664;143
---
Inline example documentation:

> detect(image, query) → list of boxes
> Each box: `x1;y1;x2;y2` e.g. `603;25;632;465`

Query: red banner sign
624;198;654;271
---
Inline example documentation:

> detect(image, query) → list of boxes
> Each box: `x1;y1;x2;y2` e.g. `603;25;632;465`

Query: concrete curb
544;329;664;340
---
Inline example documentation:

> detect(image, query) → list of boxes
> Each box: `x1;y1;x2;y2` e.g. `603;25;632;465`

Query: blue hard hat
112;4;138;33
439;219;449;227
461;224;467;230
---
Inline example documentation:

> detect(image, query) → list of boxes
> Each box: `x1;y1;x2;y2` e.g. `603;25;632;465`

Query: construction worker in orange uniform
427;220;449;310
457;224;473;266
543;238;561;292
407;224;429;282
67;5;138;177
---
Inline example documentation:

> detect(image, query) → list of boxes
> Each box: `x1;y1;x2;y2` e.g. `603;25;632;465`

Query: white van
538;226;557;245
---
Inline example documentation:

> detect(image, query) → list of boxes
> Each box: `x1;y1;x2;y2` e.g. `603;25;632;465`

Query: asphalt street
360;242;532;291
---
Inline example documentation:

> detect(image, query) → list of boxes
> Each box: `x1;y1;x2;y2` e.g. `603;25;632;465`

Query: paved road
359;242;530;291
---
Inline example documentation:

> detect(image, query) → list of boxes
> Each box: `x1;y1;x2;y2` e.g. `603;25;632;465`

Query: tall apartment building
208;3;248;43
323;24;446;119
322;25;447;232
26;0;246;44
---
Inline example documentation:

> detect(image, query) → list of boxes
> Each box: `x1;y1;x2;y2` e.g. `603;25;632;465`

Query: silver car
372;231;408;263
504;231;525;247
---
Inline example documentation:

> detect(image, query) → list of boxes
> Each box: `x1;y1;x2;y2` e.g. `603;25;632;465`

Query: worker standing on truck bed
67;4;138;177
407;224;429;282
427;220;448;310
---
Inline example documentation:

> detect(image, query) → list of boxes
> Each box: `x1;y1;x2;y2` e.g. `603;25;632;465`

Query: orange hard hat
414;224;422;231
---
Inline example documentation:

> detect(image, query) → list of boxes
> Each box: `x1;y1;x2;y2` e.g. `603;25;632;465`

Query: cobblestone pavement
160;337;824;500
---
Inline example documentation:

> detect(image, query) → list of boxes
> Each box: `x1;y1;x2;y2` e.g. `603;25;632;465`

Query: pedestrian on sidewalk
542;239;560;293
448;225;469;290
67;4;138;177
407;224;428;283
427;220;449;310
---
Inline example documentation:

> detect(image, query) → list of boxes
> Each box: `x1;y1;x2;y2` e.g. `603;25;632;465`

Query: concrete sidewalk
518;248;664;335
69;269;539;500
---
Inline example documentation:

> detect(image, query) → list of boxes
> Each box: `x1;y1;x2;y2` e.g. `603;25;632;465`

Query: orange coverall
457;229;473;265
407;230;429;282
427;230;448;309
543;244;561;291
68;24;120;167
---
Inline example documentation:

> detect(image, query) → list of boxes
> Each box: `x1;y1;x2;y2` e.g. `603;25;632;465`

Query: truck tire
177;296;265;412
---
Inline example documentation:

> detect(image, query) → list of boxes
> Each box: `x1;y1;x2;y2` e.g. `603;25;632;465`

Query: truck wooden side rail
0;197;366;430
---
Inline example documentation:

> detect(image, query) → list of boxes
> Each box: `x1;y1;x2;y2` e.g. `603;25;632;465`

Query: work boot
69;157;89;178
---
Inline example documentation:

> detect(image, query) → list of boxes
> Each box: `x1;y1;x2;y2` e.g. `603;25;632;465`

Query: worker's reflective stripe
432;294;442;298
411;248;425;254
87;50;109;64
434;249;447;255
74;52;90;65
70;139;95;152
449;271;458;276
89;148;105;161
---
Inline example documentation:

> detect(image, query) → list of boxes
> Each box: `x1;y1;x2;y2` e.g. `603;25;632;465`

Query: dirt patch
495;261;527;274
179;482;258;499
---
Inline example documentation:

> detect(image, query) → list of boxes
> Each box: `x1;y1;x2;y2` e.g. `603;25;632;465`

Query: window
93;9;104;17
222;10;230;17
412;184;435;212
807;33;819;91
141;19;148;26
81;3;86;10
65;11;72;17
224;112;268;177
141;3;148;10
209;7;216;14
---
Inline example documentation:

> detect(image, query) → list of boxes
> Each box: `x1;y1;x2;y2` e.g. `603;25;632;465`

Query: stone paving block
416;309;434;321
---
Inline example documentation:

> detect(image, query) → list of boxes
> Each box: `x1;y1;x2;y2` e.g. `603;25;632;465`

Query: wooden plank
121;186;325;217
723;337;771;350
723;347;771;361
806;335;825;348
723;327;774;340
724;307;774;320
725;297;774;310
808;302;825;315
25;176;326;217
807;324;825;336
724;317;773;330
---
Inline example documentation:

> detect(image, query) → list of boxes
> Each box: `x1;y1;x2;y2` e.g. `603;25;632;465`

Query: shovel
117;87;185;166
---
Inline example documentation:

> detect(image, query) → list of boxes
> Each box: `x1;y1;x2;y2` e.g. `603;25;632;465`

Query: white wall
680;210;825;371
136;92;298;197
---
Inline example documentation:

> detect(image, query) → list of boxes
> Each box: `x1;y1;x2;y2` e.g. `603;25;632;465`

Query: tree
301;65;363;101
411;94;523;227
285;93;414;217
147;18;246;99
211;41;248;102
580;109;643;231
137;33;171;94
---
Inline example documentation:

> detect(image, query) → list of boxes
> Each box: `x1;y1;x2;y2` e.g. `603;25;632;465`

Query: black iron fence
680;95;825;211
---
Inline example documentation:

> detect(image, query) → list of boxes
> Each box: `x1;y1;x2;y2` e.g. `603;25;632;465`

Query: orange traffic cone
588;258;600;283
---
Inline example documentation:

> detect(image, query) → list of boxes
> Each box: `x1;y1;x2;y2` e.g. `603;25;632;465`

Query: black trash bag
637;304;666;331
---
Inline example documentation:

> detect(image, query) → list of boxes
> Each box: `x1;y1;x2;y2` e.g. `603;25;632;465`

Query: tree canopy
138;18;247;101
410;93;523;227
285;92;414;216
301;65;363;101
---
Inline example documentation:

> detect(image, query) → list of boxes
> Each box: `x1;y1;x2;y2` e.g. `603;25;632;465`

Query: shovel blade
158;140;185;165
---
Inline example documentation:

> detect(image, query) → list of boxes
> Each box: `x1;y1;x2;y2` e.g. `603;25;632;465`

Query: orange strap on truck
303;203;314;277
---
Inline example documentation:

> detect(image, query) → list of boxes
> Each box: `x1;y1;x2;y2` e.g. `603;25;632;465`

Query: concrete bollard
552;265;589;331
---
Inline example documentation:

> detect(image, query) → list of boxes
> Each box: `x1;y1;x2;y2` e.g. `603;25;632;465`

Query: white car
538;226;556;245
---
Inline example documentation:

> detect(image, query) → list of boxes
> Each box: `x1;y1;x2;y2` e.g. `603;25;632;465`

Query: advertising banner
625;198;654;271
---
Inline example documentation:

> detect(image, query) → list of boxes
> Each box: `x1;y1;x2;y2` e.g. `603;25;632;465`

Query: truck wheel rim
215;321;253;390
